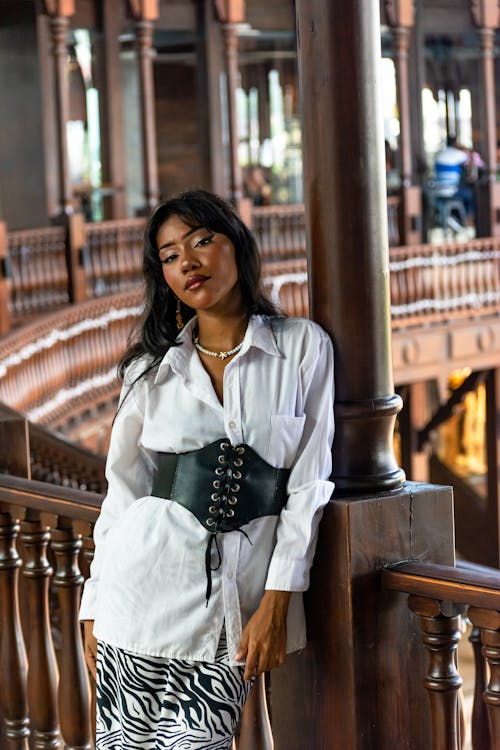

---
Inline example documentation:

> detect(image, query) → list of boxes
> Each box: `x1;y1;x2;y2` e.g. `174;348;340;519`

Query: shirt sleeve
265;327;334;592
79;362;156;621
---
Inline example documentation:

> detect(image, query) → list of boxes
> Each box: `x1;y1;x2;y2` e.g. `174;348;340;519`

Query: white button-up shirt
79;315;335;664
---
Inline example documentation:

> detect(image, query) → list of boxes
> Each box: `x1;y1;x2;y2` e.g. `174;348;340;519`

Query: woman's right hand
83;620;97;679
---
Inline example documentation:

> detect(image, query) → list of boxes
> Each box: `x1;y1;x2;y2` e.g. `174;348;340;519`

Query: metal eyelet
215;467;224;476
206;518;216;526
236;446;245;454
220;442;229;450
225;508;235;518
234;458;243;467
209;505;218;514
218;455;227;464
213;480;221;489
231;483;240;492
233;470;241;479
228;497;237;505
211;493;219;501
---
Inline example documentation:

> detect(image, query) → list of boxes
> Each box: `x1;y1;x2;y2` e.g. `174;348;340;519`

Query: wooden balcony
0;210;499;747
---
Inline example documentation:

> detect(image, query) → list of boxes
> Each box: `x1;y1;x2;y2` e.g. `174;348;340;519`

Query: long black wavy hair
118;189;279;380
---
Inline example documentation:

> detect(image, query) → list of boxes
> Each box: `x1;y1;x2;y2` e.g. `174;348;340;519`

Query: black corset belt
151;438;290;603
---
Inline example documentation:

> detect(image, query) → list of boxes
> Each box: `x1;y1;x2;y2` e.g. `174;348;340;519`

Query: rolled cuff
79;579;98;621
264;554;310;592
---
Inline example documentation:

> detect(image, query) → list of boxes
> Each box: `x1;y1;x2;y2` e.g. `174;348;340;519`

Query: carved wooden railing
2;235;500;439
390;238;500;328
252;205;306;261
84;218;145;297
1;201;405;331
7;225;68;318
0;403;106;494
0;412;273;750
383;559;500;750
0;289;143;432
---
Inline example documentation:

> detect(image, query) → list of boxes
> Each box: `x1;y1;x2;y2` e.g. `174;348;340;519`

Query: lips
185;275;209;291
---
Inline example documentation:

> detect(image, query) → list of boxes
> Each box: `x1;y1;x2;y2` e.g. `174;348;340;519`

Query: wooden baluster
468;624;490;750
237;673;274;750
20;514;60;749
51;519;91;750
0;512;30;748
81;530;96;748
469;607;500;750
409;596;463;750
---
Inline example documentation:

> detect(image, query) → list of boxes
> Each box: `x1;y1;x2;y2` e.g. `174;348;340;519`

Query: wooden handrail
0;473;102;521
383;559;500;608
383;558;500;750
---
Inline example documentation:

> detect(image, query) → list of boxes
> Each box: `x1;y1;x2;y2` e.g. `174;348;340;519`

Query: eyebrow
158;225;203;252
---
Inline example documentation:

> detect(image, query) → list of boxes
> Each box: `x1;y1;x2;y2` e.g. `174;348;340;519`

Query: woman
80;190;334;750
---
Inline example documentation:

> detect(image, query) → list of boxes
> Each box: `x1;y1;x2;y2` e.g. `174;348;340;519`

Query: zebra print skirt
96;630;252;750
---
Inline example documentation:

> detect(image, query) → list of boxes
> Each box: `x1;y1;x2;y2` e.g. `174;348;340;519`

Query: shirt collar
153;314;283;384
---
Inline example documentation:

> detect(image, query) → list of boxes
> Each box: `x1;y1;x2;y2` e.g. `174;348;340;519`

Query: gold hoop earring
176;298;184;331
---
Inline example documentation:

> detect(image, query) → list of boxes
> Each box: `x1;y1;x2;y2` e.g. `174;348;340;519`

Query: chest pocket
268;414;306;468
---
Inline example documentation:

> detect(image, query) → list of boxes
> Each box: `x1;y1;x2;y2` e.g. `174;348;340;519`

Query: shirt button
228;420;237;430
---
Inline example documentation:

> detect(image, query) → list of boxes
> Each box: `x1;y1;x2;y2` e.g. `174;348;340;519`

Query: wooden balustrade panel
20;516;59;749
7;227;68;319
0;290;142;428
408;596;463;750
252;205;306;261
85;218;145;297
51;520;91;750
0;512;30;749
389;238;500;328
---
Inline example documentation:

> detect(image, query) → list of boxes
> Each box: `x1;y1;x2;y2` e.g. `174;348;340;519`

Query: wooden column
194;0;226;194
295;0;404;493
399;382;430;482
387;0;421;245
471;0;500;237
270;2;456;748
94;0;128;219
222;22;242;204
129;0;159;213
215;1;246;204
43;1;75;217
485;368;500;565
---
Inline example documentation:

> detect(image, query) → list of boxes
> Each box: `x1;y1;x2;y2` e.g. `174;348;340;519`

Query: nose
180;246;200;272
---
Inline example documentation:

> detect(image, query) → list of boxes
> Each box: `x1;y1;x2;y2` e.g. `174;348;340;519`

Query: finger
243;644;259;681
235;629;249;662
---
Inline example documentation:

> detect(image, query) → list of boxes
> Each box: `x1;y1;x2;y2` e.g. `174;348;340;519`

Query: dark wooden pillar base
270;482;454;750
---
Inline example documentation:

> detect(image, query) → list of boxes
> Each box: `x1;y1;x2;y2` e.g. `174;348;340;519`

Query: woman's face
157;214;243;315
